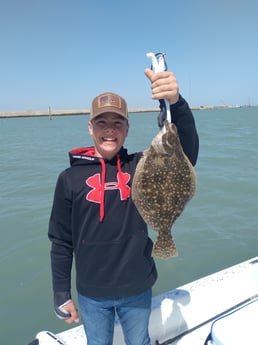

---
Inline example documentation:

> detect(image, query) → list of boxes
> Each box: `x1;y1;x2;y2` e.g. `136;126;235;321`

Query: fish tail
153;235;178;259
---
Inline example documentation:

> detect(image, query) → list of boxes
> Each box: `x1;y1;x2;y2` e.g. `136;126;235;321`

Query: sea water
0;107;257;344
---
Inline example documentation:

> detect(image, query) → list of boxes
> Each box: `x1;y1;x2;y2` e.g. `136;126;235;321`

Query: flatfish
132;119;196;259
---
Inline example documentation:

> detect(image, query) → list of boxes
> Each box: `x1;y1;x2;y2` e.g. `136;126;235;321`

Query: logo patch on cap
98;94;122;109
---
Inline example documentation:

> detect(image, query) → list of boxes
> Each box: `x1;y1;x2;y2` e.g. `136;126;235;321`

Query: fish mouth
152;136;162;146
151;125;176;153
151;132;166;153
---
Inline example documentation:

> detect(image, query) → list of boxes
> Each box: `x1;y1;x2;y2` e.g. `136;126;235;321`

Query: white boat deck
38;257;258;345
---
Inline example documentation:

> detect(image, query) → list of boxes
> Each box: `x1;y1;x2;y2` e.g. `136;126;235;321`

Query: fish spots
132;120;196;259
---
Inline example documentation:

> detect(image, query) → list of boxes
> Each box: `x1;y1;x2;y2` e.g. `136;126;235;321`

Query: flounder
132;119;196;259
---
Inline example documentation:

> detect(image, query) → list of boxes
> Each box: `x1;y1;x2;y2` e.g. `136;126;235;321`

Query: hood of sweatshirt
68;146;131;222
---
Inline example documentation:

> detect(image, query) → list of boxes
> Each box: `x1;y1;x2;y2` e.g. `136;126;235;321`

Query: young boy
48;68;199;345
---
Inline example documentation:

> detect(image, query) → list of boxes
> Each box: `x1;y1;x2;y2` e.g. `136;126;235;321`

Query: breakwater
0;109;89;118
0;105;246;118
0;108;159;118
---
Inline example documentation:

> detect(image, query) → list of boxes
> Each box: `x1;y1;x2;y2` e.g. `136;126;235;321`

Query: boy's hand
145;69;179;105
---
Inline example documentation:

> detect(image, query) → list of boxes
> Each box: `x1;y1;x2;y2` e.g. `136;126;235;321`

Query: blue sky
1;0;257;111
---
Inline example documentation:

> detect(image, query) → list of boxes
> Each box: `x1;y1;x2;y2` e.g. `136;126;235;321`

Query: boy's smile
88;112;129;160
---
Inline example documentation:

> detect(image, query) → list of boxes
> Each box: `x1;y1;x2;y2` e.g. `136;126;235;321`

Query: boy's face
88;112;129;160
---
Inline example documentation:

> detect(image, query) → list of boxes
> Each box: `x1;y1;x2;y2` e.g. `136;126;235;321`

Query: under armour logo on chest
86;172;131;203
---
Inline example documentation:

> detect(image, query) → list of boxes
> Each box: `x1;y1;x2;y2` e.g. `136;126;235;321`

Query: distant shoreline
0;108;158;118
0;105;252;118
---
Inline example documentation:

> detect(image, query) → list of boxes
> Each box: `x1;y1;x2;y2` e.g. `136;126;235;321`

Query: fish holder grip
146;52;171;128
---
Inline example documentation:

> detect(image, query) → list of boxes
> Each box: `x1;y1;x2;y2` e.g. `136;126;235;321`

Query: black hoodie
48;96;199;299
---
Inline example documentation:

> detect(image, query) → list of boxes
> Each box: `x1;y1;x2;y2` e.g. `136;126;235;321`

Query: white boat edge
33;256;258;345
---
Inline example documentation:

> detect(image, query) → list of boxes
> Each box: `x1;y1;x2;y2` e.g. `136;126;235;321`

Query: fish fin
152;235;178;259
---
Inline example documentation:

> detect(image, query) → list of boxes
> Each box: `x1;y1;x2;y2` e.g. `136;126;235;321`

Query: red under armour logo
86;173;131;203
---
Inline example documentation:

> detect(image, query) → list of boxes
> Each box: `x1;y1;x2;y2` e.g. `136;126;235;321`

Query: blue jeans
78;289;152;345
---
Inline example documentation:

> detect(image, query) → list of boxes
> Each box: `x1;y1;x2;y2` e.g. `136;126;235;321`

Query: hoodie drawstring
117;156;131;200
98;155;130;222
99;159;106;222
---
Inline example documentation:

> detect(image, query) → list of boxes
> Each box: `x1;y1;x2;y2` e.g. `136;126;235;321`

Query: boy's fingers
144;68;154;81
